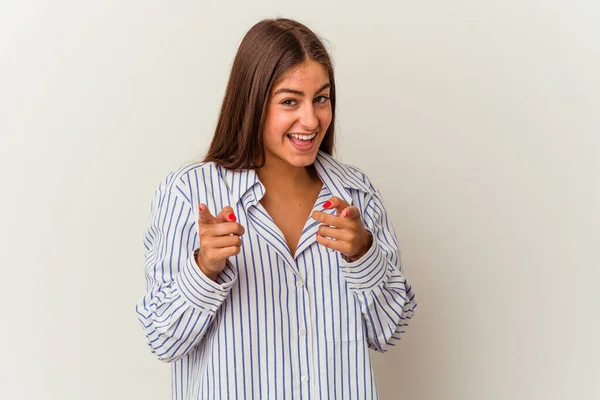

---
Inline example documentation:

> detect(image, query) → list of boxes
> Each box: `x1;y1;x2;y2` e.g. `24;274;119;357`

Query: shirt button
299;328;306;336
301;375;309;383
296;281;304;288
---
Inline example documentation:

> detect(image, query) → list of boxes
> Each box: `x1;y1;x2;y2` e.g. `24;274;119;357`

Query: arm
135;190;237;362
338;186;417;352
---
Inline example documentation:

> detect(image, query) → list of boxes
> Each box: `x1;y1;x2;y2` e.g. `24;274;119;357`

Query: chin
287;154;317;167
286;145;321;166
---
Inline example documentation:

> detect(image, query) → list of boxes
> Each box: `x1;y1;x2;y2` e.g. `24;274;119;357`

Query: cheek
317;107;333;129
265;109;295;135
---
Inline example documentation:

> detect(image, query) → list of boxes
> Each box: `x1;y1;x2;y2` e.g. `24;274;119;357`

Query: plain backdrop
1;1;599;399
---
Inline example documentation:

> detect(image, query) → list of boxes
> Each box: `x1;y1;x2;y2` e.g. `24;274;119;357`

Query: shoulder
154;160;222;200
343;163;377;192
317;151;376;194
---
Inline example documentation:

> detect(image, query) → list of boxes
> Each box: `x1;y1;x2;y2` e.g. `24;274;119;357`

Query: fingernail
342;211;348;217
198;205;204;212
228;213;236;221
323;201;332;208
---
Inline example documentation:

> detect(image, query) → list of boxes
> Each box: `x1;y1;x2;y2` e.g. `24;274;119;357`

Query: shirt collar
312;150;372;204
221;150;372;207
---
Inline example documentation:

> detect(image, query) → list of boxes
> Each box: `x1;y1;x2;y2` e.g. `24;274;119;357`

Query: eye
281;99;297;107
314;95;330;104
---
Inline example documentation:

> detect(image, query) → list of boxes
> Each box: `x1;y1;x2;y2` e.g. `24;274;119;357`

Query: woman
136;17;417;399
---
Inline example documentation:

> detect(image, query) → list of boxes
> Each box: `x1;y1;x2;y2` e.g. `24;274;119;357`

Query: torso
259;176;323;258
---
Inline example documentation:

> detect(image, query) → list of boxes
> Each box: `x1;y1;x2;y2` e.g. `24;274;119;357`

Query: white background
1;1;599;399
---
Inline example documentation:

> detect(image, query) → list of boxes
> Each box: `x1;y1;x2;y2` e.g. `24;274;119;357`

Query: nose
299;104;318;131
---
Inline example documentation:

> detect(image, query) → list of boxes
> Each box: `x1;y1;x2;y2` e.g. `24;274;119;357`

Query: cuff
174;250;237;314
338;229;389;291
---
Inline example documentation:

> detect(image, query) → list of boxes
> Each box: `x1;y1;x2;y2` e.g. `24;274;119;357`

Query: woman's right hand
195;203;245;281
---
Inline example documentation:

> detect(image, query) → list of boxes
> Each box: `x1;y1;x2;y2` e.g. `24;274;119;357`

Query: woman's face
262;59;332;168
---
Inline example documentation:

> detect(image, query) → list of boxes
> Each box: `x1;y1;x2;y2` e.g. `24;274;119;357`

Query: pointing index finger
312;210;349;228
216;206;236;223
341;206;360;219
322;196;351;216
198;203;217;225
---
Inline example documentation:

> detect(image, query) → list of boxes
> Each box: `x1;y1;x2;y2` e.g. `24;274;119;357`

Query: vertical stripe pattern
136;150;417;399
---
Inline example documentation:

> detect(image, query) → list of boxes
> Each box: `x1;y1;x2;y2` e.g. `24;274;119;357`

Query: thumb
215;205;237;223
198;203;218;225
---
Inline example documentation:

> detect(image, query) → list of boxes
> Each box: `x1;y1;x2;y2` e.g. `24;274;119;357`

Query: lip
287;133;317;152
287;131;318;140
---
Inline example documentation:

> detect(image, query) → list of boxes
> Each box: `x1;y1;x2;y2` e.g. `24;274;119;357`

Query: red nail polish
198;205;203;212
323;201;332;208
228;213;236;221
343;211;348;217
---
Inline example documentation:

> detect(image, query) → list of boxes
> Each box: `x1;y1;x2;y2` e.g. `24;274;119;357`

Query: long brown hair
202;18;337;170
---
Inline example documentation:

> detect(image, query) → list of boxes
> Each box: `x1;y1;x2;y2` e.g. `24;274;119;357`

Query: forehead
273;60;329;90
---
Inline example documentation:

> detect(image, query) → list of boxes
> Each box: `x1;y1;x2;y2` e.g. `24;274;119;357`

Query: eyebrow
273;83;331;97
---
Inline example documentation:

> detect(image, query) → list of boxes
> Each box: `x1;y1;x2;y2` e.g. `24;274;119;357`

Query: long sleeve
135;189;237;362
338;185;417;352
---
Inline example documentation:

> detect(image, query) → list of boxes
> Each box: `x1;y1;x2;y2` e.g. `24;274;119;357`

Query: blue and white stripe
136;150;417;399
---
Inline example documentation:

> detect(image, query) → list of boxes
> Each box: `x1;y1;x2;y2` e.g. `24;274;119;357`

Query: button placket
295;275;313;396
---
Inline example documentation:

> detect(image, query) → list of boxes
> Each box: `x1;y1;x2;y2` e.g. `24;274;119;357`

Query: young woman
136;17;417;399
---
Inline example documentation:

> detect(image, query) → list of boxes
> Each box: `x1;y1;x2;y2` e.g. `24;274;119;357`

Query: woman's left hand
312;196;373;262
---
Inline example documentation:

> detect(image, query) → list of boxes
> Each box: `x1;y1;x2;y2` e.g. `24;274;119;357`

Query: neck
256;154;319;198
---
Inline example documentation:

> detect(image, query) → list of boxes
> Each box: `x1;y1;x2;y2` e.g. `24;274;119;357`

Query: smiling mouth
286;132;318;150
286;132;318;140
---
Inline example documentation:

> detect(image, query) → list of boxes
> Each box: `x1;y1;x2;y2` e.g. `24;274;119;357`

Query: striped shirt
136;150;417;399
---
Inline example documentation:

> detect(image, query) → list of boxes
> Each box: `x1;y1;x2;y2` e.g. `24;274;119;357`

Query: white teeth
289;133;316;140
